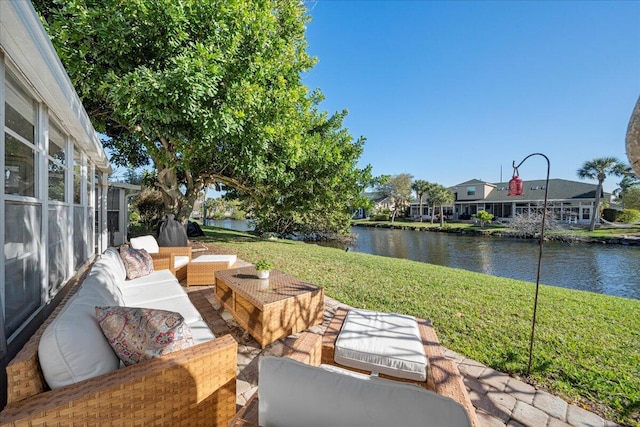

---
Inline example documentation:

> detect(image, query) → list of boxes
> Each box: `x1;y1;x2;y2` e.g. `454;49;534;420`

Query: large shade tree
34;0;370;234
577;157;628;231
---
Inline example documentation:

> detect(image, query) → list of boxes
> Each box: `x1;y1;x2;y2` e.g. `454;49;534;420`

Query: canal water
206;220;640;300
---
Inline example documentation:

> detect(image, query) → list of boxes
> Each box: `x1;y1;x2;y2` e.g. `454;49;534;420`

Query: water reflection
205;219;253;232
204;220;640;300
341;228;640;300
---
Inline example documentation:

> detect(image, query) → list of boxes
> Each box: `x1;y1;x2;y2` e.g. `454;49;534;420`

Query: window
466;186;476;196
4;73;37;197
3;72;43;340
73;149;82;204
48;205;69;296
48;123;66;202
107;187;120;232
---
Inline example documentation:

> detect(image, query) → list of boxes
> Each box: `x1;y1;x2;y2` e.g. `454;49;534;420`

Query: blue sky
302;1;640;193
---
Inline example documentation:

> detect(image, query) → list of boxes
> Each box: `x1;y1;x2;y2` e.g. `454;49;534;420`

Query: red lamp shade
508;174;523;196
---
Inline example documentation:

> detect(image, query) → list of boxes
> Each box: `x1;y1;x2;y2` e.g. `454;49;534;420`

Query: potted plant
255;259;273;279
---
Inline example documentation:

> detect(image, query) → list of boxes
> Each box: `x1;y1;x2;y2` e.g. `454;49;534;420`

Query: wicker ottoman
186;254;237;286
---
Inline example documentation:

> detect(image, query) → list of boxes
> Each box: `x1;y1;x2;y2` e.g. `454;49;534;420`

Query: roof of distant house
450;178;608;202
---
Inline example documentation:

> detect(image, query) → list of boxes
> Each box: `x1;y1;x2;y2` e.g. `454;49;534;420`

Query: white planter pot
257;270;270;279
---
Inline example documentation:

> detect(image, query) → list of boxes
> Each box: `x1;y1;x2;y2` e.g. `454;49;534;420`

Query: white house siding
1;1;111;405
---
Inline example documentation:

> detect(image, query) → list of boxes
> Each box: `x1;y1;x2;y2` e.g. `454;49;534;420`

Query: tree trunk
419;199;423;222
155;164;203;224
430;204;435;224
439;204;445;227
589;181;604;231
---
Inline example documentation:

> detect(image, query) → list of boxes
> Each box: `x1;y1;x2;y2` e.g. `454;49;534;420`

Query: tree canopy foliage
35;0;372;236
376;173;413;222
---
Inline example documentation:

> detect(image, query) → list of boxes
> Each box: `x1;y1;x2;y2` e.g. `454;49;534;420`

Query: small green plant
255;259;273;271
475;210;494;228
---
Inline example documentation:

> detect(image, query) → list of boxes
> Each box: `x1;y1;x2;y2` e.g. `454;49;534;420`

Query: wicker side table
187;254;237;286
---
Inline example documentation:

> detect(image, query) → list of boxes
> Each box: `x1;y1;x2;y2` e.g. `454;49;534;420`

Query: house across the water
410;178;610;224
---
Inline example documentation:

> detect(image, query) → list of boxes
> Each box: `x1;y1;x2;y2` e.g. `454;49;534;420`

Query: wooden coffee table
214;267;324;348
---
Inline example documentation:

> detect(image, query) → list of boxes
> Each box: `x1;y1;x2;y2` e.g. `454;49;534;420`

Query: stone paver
511;401;549;426
548;418;573;427
505;377;537;405
458;358;487;379
184;251;619;427
477;410;508;427
566;404;605;427
533;390;568;420
480;367;512;392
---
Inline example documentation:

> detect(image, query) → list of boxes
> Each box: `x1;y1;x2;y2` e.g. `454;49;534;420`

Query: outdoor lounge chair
130;234;192;280
229;332;472;427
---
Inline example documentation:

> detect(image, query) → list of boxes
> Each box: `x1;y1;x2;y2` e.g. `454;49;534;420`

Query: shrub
133;189;164;227
369;214;390;221
475;210;494;228
617;208;640;223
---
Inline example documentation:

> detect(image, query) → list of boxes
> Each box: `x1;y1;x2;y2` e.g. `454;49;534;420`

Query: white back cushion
130;235;160;254
39;290;121;389
100;247;127;282
258;356;471;427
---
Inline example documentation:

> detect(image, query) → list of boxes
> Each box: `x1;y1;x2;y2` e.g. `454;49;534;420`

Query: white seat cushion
187;319;216;345
334;308;428;381
191;254;237;267
130;235;160;254
259;356;470;427
124;269;177;287
174;255;190;269
123;280;188;305
128;295;203;324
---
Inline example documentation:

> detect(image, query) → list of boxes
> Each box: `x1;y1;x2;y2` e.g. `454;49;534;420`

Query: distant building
410;178;610;224
353;191;391;219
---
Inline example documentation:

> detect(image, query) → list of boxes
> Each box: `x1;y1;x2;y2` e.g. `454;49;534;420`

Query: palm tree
613;170;640;208
577;157;628;231
430;184;454;227
411;179;430;222
423;182;440;223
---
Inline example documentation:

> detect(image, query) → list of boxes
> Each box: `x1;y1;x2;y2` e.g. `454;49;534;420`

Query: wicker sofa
0;247;237;426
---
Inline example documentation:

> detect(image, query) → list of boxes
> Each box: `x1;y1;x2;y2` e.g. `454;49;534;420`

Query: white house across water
411;178;610;224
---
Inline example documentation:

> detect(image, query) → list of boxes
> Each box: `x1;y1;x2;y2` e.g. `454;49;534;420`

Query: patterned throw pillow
119;246;154;280
95;306;195;366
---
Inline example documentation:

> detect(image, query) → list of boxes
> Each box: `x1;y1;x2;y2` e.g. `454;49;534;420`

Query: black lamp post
508;153;550;376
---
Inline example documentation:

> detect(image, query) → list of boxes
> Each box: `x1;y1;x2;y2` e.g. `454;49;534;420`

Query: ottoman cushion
334;308;428;381
191;254;237;266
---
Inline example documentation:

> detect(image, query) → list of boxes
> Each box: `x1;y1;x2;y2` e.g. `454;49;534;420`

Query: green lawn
195;225;640;426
